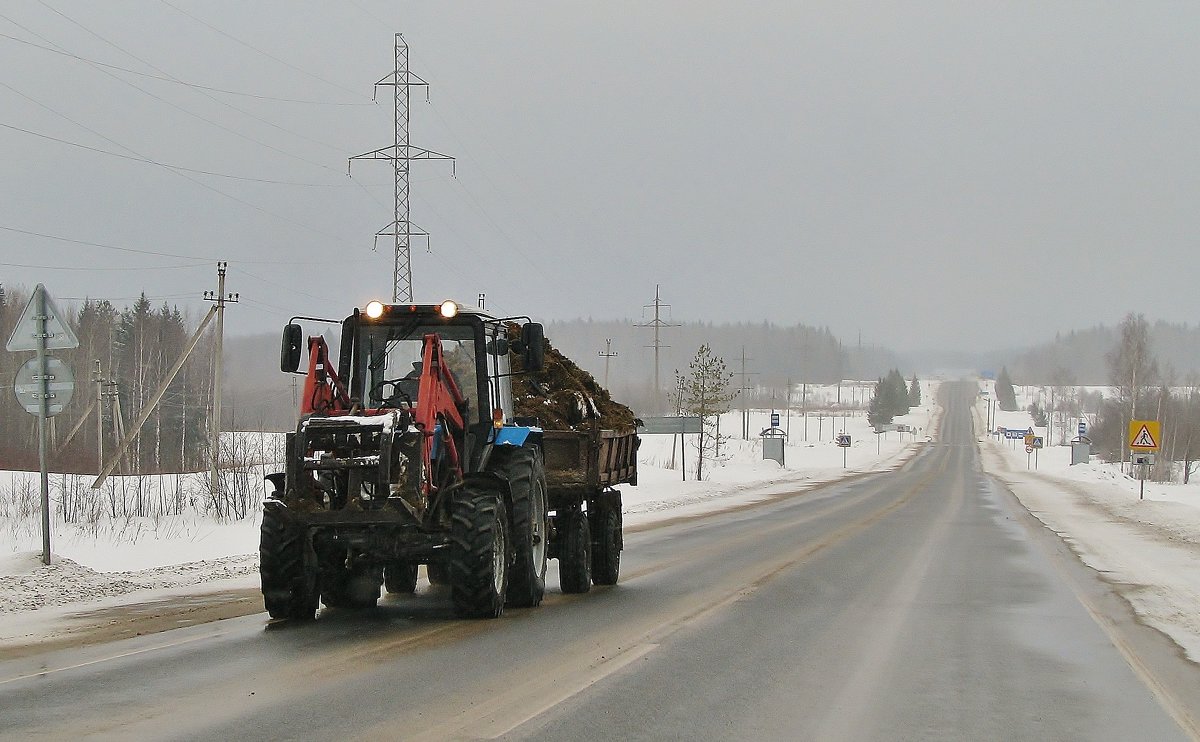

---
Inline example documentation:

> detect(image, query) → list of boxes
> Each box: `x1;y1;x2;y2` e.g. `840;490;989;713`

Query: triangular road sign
1131;425;1158;449
5;284;79;352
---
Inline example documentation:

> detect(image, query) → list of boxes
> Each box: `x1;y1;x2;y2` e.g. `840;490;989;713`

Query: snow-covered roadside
973;392;1200;663
0;382;938;649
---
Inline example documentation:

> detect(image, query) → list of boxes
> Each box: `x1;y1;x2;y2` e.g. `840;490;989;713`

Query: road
2;381;1198;740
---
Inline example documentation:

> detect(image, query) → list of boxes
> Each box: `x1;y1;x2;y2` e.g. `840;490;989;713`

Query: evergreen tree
675;344;737;480
908;375;922;407
996;367;1018;411
887;369;910;417
868;377;894;428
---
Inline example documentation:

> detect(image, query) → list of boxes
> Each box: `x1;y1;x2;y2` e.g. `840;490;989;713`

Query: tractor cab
280;299;544;473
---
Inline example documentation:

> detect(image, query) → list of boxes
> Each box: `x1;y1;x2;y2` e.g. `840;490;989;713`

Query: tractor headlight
365;301;385;319
439;300;458;318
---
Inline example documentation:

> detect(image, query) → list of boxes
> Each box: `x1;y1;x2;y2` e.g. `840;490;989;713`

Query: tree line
0;287;215;474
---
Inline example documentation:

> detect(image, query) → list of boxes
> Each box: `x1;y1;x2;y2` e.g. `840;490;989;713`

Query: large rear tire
558;509;592;594
259;508;318;620
450;491;510;618
591;496;622;586
494;447;548;608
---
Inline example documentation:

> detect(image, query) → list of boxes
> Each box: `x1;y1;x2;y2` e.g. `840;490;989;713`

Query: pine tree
676;344;737;480
908;375;922;407
868;377;894;428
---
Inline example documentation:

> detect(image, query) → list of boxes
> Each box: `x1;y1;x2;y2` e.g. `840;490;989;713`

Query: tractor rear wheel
558;509;592;594
450;490;510;618
591;497;622;586
384;561;418;594
494;447;548;608
259;508;318;620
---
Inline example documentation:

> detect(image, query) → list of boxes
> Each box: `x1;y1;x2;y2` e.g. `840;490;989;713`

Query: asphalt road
2;381;1198;740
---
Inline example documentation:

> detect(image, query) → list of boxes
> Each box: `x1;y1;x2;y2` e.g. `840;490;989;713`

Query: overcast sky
0;1;1196;354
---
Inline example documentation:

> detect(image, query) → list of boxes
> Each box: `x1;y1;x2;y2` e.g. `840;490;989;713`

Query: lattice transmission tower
349;33;454;303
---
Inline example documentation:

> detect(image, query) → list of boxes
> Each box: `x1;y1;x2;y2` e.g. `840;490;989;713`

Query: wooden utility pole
598;339;618;388
205;263;237;499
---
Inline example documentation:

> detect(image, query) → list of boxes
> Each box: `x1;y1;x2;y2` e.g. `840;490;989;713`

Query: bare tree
1106;313;1159;468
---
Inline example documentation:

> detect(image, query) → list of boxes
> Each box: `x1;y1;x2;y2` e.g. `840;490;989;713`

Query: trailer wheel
591;500;622;586
426;561;449;586
321;555;381;609
259;508;318;620
384;561;418;594
559;510;591;594
450;491;510;618
496;447;548;608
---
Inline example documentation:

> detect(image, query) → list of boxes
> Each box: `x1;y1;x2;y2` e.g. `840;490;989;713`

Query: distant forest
542;318;902;413
1007;322;1200;385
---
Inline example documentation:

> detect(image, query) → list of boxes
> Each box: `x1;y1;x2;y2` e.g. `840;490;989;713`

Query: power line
0;223;375;266
0;119;367;186
0;259;204;271
158;0;370;102
0;30;374;105
28;2;344;173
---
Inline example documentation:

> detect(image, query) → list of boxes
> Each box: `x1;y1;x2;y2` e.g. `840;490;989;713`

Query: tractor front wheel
450;491;510;618
259;507;318;621
384;561;418;594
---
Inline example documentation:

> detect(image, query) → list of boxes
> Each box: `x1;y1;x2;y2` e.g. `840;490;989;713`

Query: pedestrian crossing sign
1128;420;1161;451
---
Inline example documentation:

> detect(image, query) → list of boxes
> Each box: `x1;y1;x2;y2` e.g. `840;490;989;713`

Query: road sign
1026;445;1034;453
1078;419;1087;436
639;416;703;435
5;284;79;352
1024;433;1035;446
770;412;780;427
13;357;74;417
836;434;851;447
1032;436;1043;449
1128;420;1161;451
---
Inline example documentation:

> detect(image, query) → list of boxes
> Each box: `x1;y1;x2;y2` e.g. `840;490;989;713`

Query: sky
0;1;1196;354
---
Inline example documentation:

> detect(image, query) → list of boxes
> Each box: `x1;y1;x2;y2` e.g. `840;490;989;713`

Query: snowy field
0;381;939;648
974;381;1200;663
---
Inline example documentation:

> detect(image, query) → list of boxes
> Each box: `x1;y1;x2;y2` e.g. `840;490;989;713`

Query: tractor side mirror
281;323;303;373
521;323;545;372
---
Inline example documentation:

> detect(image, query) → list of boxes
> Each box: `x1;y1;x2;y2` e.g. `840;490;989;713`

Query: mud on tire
493;447;548;608
260;507;318;620
450;491;510;619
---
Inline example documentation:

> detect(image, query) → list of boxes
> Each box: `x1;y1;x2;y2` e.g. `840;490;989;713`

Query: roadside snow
973;385;1200;662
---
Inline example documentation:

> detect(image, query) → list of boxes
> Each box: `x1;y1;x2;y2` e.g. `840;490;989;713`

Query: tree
868;377;893;428
1106;312;1159;466
675;344;736;480
908;375;922;407
995;367;1017;411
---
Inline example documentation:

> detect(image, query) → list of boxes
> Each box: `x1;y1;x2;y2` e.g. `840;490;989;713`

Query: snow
974;381;1200;662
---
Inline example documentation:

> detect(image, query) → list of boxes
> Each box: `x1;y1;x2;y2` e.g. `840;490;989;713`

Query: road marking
0;631;215;686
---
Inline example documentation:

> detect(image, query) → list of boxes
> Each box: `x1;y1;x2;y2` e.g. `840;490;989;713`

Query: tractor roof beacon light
439;300;459;319
365;301;385;319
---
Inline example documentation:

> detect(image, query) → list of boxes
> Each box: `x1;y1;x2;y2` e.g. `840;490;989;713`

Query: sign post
6;285;79;565
1128;420;1162;500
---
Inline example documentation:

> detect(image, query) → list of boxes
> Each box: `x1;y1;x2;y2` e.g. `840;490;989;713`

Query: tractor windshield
356;323;480;418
